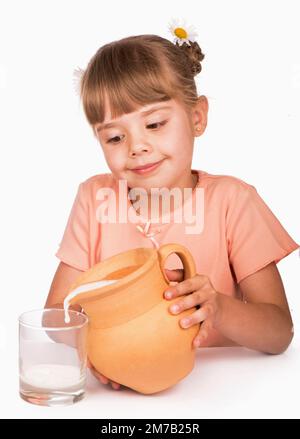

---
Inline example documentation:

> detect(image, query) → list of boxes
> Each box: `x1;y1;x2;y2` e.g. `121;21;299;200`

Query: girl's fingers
69;303;83;312
164;269;184;283
98;375;109;385
165;274;210;299
168;289;210;315
193;319;212;347
179;305;211;329
90;368;109;384
90;368;121;389
99;373;110;385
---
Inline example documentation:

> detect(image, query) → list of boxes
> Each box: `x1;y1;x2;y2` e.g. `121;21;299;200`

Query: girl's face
94;96;207;192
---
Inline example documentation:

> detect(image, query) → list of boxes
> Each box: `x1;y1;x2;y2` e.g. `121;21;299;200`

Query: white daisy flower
72;66;84;96
168;18;198;47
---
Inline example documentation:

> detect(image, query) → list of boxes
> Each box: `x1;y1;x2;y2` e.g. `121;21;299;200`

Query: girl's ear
193;95;209;136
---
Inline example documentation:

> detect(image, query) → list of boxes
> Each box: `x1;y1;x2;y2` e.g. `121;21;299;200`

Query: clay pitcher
66;243;199;394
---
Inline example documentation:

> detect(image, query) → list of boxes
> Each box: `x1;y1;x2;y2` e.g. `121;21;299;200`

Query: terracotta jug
66;243;199;394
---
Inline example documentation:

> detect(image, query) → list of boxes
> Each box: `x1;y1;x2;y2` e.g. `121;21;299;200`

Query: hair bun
176;40;205;76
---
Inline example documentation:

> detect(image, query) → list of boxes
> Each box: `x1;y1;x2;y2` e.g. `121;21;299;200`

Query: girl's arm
43;262;84;346
44;261;121;390
44;261;84;310
214;262;294;354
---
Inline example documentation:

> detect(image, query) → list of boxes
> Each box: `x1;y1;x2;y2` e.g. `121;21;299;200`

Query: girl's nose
129;143;152;156
128;128;154;156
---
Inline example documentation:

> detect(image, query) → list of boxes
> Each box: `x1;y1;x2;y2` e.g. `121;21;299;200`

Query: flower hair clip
168;18;198;47
72;66;84;97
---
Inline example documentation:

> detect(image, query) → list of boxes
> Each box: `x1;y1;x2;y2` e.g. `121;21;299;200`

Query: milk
20;364;85;391
63;279;118;323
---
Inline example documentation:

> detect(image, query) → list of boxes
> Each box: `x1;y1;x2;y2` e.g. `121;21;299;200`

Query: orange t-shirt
55;169;299;344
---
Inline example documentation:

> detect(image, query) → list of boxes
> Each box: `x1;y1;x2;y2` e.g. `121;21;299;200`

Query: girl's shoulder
82;172;116;186
72;173;119;207
198;169;254;188
79;172;118;195
197;169;256;197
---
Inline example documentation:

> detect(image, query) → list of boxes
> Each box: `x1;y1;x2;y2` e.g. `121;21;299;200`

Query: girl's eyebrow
96;105;172;132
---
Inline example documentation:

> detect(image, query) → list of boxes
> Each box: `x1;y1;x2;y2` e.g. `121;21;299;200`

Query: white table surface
2;329;300;419
2;254;300;420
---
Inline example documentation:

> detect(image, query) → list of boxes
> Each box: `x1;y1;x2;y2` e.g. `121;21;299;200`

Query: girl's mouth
130;159;164;175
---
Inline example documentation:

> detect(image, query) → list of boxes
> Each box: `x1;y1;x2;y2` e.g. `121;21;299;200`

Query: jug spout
63;279;118;322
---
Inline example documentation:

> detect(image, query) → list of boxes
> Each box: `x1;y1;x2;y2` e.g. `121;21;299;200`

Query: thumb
164;268;184;283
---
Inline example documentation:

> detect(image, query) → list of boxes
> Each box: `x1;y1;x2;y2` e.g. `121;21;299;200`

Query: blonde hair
78;34;205;126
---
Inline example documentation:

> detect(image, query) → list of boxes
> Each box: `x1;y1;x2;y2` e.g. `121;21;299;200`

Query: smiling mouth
130;159;164;174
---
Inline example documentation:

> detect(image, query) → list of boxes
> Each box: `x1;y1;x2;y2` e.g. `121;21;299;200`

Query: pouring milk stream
63;279;118;323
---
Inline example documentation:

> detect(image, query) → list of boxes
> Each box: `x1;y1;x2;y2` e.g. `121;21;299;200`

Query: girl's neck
128;171;199;222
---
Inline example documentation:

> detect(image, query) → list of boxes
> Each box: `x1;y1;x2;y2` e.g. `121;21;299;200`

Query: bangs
80;39;181;126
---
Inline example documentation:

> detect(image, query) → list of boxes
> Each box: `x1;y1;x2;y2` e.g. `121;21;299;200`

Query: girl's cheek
111;159;129;176
104;151;123;169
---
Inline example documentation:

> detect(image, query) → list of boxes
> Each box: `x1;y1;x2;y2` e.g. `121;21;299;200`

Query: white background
0;0;299;419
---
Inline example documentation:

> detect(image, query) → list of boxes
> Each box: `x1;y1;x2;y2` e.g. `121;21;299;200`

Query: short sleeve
226;183;300;284
55;182;90;271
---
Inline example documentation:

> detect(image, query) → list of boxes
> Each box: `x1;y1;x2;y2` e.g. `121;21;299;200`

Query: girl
45;23;300;391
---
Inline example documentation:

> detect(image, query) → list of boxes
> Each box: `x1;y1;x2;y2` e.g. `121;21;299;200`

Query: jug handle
157;243;197;284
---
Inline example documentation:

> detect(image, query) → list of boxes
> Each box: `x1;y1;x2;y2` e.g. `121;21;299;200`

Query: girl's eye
107;135;123;144
146;120;167;130
106;120;167;144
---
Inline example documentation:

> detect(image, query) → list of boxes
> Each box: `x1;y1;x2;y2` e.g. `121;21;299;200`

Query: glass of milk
18;308;89;406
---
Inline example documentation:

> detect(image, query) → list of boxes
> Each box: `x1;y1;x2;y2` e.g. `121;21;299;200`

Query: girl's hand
80;307;121;390
164;269;222;347
87;358;121;390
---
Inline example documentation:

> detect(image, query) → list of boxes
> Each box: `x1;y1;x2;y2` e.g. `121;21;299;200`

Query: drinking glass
18;308;89;406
